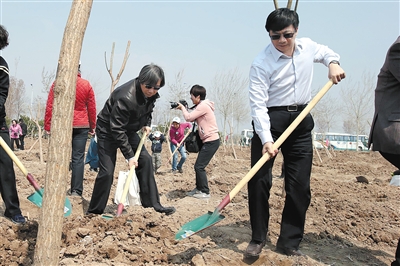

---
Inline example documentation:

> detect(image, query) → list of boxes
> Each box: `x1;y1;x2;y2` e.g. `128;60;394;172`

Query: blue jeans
170;143;187;170
70;128;89;195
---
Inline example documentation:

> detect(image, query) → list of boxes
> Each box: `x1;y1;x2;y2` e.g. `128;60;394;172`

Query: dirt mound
0;138;398;265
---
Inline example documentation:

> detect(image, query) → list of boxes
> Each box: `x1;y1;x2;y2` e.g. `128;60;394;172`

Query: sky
0;0;399;133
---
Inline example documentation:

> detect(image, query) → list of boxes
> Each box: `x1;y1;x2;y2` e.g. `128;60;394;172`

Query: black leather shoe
244;240;266;257
155;206;176;216
277;246;306;257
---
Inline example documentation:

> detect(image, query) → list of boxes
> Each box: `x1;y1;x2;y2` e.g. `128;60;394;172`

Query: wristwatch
329;60;340;66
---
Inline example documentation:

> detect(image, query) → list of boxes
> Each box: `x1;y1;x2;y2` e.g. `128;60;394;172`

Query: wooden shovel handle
117;132;147;216
219;80;334;210
169;130;191;161
0;136;42;192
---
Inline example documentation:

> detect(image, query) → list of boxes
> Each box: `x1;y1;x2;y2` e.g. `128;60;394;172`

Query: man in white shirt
246;8;345;258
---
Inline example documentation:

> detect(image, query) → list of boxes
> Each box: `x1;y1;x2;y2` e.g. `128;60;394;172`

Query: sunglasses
270;32;295;40
144;84;161;90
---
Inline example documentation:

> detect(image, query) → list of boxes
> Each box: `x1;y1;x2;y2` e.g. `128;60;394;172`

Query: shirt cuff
258;131;274;145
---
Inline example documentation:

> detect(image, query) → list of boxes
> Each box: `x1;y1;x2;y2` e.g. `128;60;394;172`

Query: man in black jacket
87;64;175;215
367;36;400;266
0;24;25;224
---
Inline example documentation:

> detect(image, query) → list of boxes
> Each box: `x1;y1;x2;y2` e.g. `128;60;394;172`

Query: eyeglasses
144;84;161;90
269;32;295;40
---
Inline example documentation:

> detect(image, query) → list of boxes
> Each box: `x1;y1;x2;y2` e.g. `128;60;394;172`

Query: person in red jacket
44;62;96;197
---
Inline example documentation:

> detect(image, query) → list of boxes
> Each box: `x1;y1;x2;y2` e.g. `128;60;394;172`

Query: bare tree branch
167;69;190;122
340;72;375;136
168;69;189;101
273;0;279;9
311;90;339;132
287;0;293;9
105;41;131;93
41;67;56;94
210;67;249;145
6;76;26;119
29;98;44;163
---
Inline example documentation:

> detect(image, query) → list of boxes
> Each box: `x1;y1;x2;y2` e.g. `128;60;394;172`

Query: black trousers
70;128;89;195
19;134;25;150
194;138;220;194
88;131;162;214
10;138;19;151
0;131;22;217
392;238;400;266
379;152;400;170
248;110;314;250
379;152;400;266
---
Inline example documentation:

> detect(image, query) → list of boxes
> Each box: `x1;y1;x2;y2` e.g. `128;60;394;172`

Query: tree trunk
33;1;93;265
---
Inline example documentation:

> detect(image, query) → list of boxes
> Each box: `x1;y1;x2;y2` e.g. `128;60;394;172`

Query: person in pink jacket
9;119;21;151
169;116;192;173
44;62;96;197
175;84;220;199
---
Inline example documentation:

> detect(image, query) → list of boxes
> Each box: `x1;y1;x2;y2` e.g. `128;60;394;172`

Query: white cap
172;117;181;123
154;131;161;138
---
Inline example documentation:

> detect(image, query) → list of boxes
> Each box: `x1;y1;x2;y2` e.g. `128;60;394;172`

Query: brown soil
0;138;399;266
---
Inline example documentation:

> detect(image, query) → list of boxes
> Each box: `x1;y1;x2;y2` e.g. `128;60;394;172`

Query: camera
170;99;188;109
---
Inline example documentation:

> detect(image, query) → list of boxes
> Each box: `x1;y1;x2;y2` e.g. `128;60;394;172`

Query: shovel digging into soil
175;80;334;240
102;132;147;220
0;136;72;217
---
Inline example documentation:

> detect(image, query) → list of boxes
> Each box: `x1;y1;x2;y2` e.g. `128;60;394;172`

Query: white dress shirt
249;37;340;144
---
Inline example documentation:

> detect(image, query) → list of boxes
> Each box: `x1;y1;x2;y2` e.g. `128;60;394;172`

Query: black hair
265;8;299;32
190;85;206;100
0;25;9;50
138;63;165;88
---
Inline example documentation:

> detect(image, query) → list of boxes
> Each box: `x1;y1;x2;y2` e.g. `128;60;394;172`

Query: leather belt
268;104;307;112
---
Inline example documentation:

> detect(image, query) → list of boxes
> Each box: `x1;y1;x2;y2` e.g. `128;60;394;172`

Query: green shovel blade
101;214;114;220
175;210;225;240
27;188;72;217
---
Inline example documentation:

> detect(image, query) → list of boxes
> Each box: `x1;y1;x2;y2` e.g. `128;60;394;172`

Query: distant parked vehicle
313;132;369;151
240;129;253;146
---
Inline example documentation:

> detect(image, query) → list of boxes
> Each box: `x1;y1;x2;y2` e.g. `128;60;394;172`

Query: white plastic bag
390;175;400;186
114;170;141;206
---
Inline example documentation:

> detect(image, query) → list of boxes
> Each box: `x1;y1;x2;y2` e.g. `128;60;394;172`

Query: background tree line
6;66;375;144
312;71;375;138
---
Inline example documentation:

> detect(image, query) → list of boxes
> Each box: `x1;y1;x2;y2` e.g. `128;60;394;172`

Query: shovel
101;133;146;220
176;80;334;240
0;136;72;217
115;132;147;217
168;130;191;164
